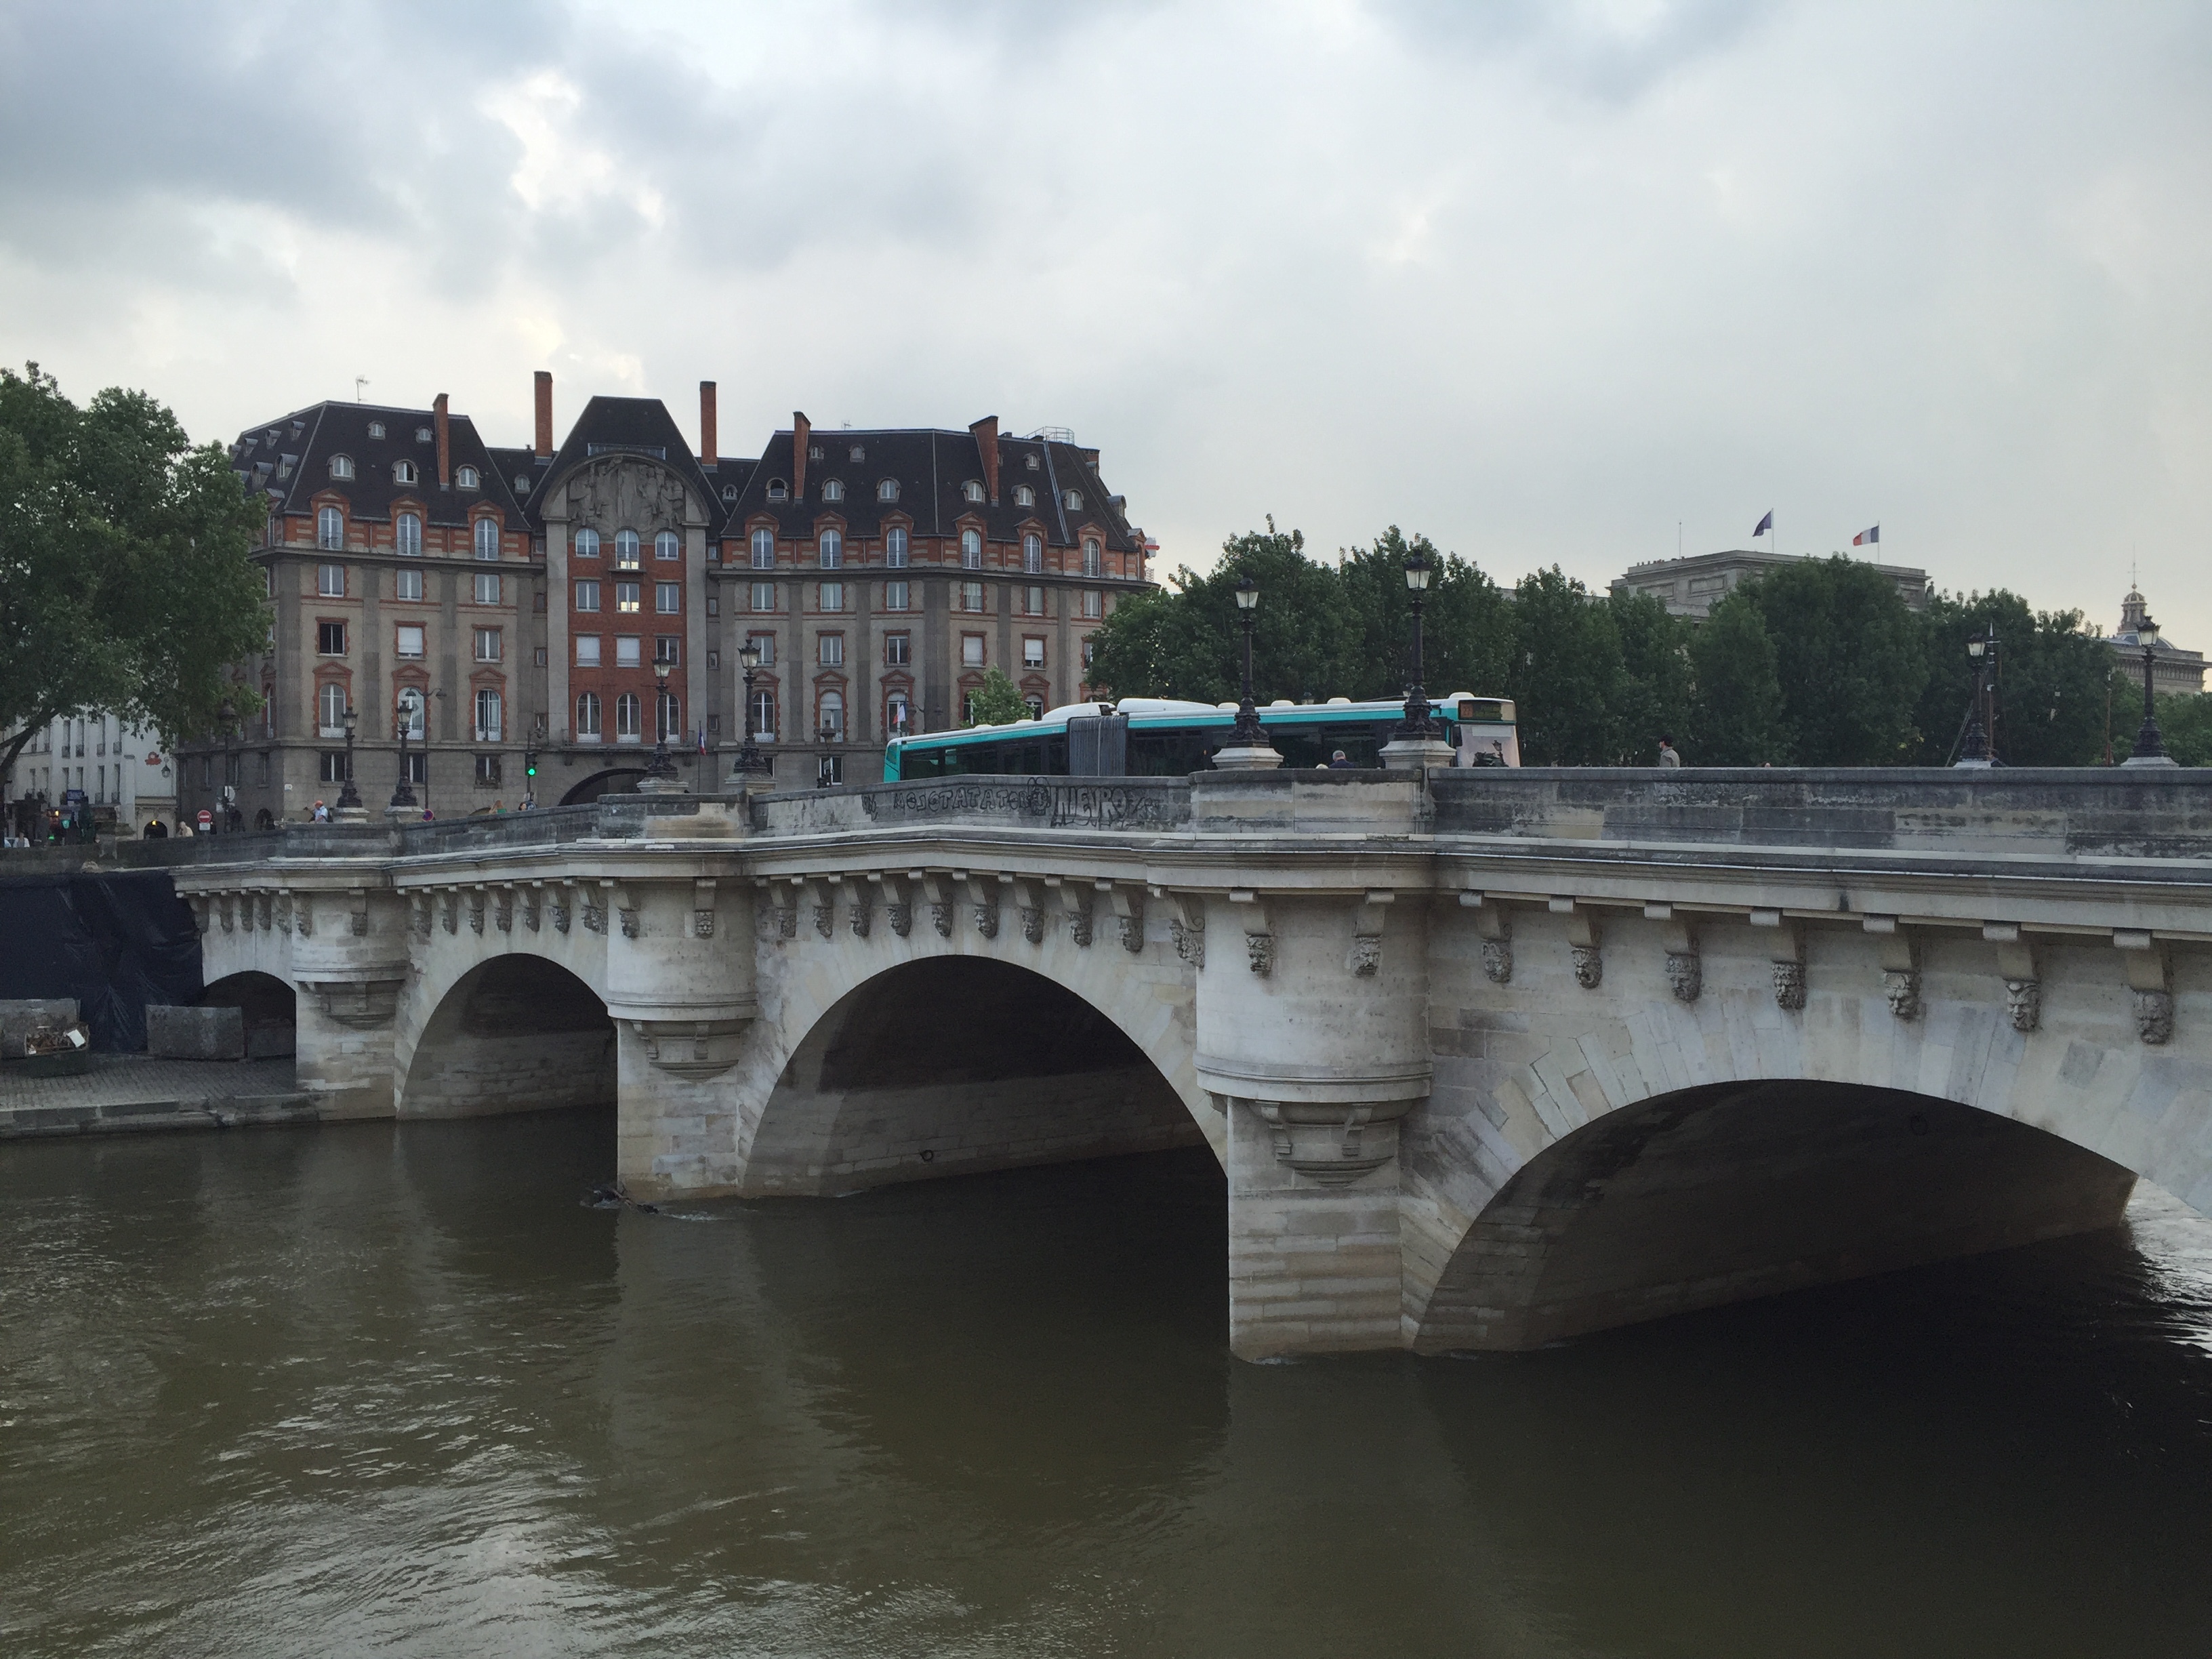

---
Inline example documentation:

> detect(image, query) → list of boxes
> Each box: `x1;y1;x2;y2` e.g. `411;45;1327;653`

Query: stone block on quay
0;1000;81;1057
146;1004;246;1061
245;1024;297;1060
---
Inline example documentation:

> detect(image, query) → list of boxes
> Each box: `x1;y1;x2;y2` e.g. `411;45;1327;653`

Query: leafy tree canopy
964;666;1033;727
0;364;266;779
1911;589;2125;766
1733;556;1929;764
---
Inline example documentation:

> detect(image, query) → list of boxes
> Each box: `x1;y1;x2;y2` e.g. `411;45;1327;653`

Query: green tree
1337;527;1513;703
1607;589;1694;764
0;364;266;780
1687;591;1790;764
1911;590;2123;766
964;666;1032;727
1505;566;1627;764
2146;692;2212;766
1733;556;1927;764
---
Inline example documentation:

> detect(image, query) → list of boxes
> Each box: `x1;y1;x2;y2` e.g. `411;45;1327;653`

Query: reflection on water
4;1111;2212;1658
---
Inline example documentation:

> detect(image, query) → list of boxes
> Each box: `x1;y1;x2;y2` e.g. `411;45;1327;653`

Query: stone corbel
218;894;235;934
295;893;314;938
348;887;370;938
550;882;572;935
1162;889;1206;967
612;883;641;939
798;876;836;939
1230;888;1273;976
685;878;714;939
254;893;273;933
524;883;542;933
1650;903;1700;1002
1462;893;1513;984
1986;922;2039;1031
408;892;430;939
1553;897;1601;989
919;872;957;938
1864;915;1920;1020
872;872;916;938
1237;1095;1415;1185
2116;930;2172;1044
494;886;514;934
186;895;210;936
466;888;487;935
1047;875;1093;947
438;889;458;935
845;876;874;939
1349;889;1392;977
300;976;403;1029
956;872;1000;939
275;892;294;935
582;882;609;935
1101;880;1145;953
1754;909;1805;1010
1009;876;1046;944
625;1017;752;1080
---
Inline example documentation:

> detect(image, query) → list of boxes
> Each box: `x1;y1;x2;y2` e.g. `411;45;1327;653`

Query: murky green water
5;1111;2212;1658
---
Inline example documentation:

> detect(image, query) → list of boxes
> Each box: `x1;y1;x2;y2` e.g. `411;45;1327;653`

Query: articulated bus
883;695;1519;781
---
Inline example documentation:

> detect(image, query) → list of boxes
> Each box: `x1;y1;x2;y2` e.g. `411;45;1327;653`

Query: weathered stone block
0;1000;80;1057
146;1004;245;1061
245;1023;297;1059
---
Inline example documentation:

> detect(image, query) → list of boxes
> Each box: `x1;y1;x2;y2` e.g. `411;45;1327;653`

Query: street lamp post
390;688;421;816
1956;625;1996;767
1380;547;1456;771
726;640;773;792
1213;575;1282;769
641;659;683;791
333;703;367;821
2124;614;2179;767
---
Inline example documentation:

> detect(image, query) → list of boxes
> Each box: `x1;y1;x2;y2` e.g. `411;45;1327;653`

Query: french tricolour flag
1852;525;1879;547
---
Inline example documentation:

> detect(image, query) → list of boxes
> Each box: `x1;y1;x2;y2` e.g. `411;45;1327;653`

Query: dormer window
1064;490;1082;510
807;445;823;462
848;445;865;462
878;478;899;503
516;475;532;493
821;478;844;503
455;465;479;489
767;478;789;501
1014;485;1033;508
367;421;386;439
415;426;432;443
963;480;985;504
1025;454;1040;471
722;485;737;501
393;459;417;485
329;454;355;480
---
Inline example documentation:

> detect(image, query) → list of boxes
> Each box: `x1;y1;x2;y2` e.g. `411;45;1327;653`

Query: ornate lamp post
333;703;365;818
1956;625;1996;767
390;687;421;814
1380;546;1456;770
2124;613;2178;767
726;640;773;789
643;659;680;787
1214;575;1282;769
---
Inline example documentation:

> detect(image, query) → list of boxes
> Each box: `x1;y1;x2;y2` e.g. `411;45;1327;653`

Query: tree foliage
964;666;1033;727
0;364;266;779
1687;593;1789;764
1910;589;2124;766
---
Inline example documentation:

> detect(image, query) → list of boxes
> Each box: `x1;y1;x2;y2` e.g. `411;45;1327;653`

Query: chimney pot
699;381;718;469
970;415;1001;505
791;411;811;504
433;393;451;489
533;371;554;459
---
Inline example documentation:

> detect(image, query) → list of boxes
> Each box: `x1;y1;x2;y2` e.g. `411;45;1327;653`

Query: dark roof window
767;478;789;501
962;480;985;503
394;459;417;485
1014;485;1033;508
822;479;844;503
456;465;479;488
878;478;899;502
515;475;532;493
807;445;823;462
367;421;386;439
330;454;355;480
415;426;432;442
1064;489;1082;510
1025;454;1040;471
722;485;737;501
848;445;865;462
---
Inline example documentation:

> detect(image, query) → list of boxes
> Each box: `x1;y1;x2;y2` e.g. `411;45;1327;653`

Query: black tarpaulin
0;871;202;1052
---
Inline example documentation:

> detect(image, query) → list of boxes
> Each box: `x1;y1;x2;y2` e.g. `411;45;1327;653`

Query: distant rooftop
1612;548;1930;619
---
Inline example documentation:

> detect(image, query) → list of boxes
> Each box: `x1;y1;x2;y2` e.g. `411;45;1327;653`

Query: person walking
1657;736;1682;769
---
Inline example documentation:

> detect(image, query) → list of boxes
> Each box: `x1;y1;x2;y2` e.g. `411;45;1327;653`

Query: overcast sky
3;1;2207;642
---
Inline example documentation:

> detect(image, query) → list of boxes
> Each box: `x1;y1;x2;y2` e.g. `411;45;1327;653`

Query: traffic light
524;750;537;779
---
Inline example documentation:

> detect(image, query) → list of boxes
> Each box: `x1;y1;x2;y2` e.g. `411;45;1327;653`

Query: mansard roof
531;396;730;532
229;401;529;529
726;427;1139;551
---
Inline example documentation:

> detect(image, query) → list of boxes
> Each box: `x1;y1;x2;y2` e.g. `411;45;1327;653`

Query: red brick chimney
433;393;451;488
699;381;718;468
791;411;810;502
533;371;553;458
970;415;1000;504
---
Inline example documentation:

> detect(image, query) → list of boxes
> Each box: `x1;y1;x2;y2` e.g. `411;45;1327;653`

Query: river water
4;1109;2212;1658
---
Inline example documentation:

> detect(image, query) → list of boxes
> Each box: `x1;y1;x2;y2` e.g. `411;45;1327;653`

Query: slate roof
229;401;529;529
531;395;732;535
724;426;1139;550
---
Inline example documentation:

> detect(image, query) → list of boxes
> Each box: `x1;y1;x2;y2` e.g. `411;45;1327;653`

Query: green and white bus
883;695;1519;780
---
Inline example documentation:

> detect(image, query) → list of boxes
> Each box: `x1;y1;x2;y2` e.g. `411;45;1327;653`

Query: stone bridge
173;768;2212;1360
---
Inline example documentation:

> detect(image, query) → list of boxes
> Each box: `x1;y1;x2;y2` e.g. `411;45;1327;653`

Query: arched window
818;690;844;742
655;529;679;560
886;527;908;568
615;529;640;567
455;465;479;489
615;691;642;741
1023;533;1042;574
573;527;600;558
329;454;354;480
750;527;775;569
1083;538;1101;577
960;529;982;569
821;479;844;503
1025;695;1044;720
819;530;842;570
474;518;499;559
393;459;417;485
396;512;422;556
750;687;777;741
878;478;899;502
767;478;789;501
963;480;985;503
885;690;911;734
1014;485;1033;508
657;689;681;742
317;682;347;734
367;421;386;439
1065;490;1082;510
317;506;344;549
575;691;600;737
396;692;424;737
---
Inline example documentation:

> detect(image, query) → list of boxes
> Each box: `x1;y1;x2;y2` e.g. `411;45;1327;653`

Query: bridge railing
753;776;1194;837
1429;766;2212;859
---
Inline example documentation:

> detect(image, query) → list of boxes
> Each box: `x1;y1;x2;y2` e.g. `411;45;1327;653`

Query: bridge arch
199;969;296;1058
397;952;615;1119
729;926;1211;1197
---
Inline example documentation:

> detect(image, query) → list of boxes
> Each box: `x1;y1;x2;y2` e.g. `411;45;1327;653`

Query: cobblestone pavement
0;1052;298;1110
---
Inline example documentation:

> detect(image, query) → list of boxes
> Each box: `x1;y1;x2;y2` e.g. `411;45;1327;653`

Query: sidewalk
0;1052;314;1139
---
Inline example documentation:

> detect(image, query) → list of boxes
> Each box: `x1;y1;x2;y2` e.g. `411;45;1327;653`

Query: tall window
1023;636;1045;669
748;633;775;667
750;688;777;741
1023;533;1042;573
474;519;499;559
656;581;680;613
657;689;681;741
655;636;680;665
751;581;776;612
819;634;844;667
616;581;641;613
396;512;422;556
886;633;910;665
750;527;775;569
963;480;985;503
884;580;909;611
886;691;910;733
318;562;345;597
474;628;501;662
655;530;679;560
474;688;502;743
819;582;843;613
575;691;602;737
396;567;424;601
962;635;985;668
960;529;982;569
1083;539;1101;577
1025;585;1046;615
819;529;842;569
960;580;985;612
575;528;601;558
615;636;642;668
318;682;347;735
575;579;600;612
1065;490;1082;510
474;572;501;605
1082;590;1103;618
615;691;642;740
396;624;425;659
1015;485;1034;508
317;506;344;549
317;620;346;654
615;529;640;567
818;690;844;741
394;459;417;485
575;634;601;665
886;526;908;567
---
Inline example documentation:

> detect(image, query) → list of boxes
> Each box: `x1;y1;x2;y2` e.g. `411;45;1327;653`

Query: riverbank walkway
0;1054;309;1139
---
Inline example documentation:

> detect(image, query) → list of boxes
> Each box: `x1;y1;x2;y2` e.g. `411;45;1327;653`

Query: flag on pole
697;726;708;753
1852;525;1879;546
1753;510;1774;537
